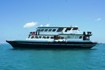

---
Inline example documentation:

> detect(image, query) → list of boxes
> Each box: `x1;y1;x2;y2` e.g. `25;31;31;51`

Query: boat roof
37;26;78;28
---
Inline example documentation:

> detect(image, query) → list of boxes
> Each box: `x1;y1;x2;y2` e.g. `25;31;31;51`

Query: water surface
0;43;105;70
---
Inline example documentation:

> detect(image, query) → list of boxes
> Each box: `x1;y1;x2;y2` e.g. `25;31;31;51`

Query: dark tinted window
49;29;52;31
45;29;48;31
65;28;72;32
51;37;54;39
73;27;78;30
52;29;56;32
41;29;44;31
57;28;63;32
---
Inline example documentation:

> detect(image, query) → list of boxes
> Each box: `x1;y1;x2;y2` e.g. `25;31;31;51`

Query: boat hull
6;40;97;49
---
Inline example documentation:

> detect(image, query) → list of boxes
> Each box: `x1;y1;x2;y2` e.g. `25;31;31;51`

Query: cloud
96;18;102;21
24;22;38;28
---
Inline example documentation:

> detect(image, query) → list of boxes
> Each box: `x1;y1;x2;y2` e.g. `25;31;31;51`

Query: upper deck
36;26;80;35
27;26;92;41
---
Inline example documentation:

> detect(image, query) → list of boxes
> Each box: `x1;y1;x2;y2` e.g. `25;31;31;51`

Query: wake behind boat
6;26;97;49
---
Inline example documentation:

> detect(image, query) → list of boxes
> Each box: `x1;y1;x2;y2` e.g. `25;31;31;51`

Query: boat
6;26;97;49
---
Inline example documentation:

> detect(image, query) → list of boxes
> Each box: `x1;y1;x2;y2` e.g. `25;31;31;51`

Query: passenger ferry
6;26;97;49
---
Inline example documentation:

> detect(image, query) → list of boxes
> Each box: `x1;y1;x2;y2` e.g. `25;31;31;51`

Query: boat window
65;27;72;32
57;28;63;32
73;27;78;30
47;36;49;39
49;29;52;32
52;29;56;32
41;29;44;31
41;36;42;38
45;29;48;32
61;37;64;39
39;36;41;38
49;36;51;39
51;37;54;39
43;36;46;39
35;36;38;38
31;36;34;38
79;36;82;39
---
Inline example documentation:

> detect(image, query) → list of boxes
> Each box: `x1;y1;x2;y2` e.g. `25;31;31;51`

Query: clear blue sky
0;0;105;43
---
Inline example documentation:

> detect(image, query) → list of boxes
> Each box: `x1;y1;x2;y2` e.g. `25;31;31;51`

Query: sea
0;43;105;70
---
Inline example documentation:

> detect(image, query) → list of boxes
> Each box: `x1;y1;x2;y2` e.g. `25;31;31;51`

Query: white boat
6;26;97;49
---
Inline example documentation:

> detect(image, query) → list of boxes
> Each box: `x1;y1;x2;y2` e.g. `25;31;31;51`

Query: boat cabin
27;26;92;41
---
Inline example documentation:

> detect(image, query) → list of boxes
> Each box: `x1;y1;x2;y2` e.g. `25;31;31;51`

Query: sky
0;0;105;43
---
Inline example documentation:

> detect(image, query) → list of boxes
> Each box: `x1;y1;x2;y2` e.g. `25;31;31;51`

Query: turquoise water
0;43;105;70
